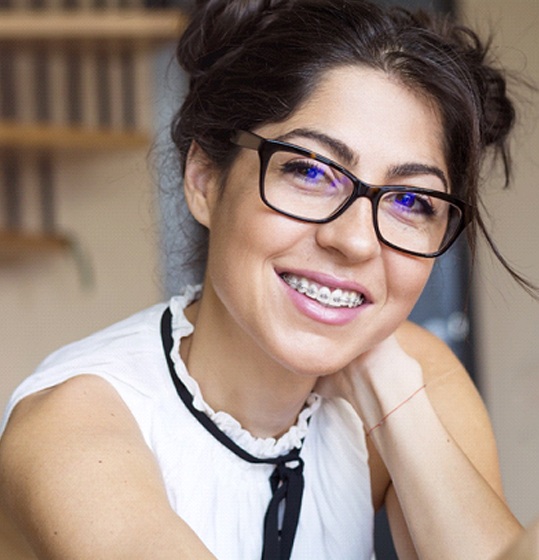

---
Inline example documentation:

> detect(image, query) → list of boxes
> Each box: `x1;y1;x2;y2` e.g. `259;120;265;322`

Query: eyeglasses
231;130;472;258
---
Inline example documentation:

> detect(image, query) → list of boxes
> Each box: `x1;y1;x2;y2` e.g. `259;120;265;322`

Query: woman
0;1;530;558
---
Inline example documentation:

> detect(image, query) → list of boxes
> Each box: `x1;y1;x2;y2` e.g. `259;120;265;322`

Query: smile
281;273;365;308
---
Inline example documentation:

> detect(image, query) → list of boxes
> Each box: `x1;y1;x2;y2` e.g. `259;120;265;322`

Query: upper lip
275;267;373;302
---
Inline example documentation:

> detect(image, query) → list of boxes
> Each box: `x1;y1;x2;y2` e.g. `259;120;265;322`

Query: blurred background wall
459;0;539;527
0;0;537;539
0;11;171;409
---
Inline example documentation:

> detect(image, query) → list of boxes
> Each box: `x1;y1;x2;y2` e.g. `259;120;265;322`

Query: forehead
256;65;448;183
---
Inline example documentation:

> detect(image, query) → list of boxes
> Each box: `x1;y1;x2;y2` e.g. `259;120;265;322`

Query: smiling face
185;66;448;377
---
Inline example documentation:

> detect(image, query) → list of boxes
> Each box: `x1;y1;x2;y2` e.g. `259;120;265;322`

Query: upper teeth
282;273;364;308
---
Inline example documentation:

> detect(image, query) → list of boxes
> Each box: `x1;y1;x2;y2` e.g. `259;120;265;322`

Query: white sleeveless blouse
1;285;374;559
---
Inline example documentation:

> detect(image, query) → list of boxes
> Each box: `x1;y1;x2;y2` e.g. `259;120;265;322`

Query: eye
267;151;353;202
395;193;416;208
282;159;332;185
390;192;436;216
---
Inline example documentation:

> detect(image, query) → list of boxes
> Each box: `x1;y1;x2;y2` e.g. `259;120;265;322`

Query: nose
314;198;382;261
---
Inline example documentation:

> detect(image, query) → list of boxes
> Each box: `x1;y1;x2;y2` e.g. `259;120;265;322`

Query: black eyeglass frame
231;129;472;258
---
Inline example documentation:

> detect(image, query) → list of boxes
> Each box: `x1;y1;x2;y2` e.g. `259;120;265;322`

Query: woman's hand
315;332;425;434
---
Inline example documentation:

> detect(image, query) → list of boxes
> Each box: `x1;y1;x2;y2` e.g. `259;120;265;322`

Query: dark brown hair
171;0;534;293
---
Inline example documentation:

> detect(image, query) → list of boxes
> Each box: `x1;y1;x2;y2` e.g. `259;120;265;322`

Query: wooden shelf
0;231;70;258
0;9;187;42
0;122;150;151
0;8;182;260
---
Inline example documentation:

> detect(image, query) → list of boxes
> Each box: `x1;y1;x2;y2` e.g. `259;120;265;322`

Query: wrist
342;349;425;430
365;383;427;438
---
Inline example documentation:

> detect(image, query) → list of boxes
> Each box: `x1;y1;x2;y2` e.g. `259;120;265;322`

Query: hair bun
478;65;515;149
451;26;516;150
177;0;290;78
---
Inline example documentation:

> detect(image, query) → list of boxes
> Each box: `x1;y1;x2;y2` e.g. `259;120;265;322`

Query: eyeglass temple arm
231;130;263;150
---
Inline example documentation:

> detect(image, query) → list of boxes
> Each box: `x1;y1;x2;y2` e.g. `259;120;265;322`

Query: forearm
328;331;523;559
364;390;522;559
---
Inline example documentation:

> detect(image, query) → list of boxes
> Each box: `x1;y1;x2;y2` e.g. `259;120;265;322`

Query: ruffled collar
168;285;321;459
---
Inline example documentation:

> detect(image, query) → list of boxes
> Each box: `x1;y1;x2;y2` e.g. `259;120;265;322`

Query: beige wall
0;147;163;412
459;0;539;525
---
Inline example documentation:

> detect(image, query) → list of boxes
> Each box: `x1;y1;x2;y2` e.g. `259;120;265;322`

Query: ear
183;142;220;229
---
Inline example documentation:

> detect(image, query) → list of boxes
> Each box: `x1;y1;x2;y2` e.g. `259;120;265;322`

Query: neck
181;289;316;440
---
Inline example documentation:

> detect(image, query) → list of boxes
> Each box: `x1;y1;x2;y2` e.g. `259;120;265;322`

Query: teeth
306;283;318;299
297;277;309;294
282;274;364;309
317;286;331;305
329;288;343;307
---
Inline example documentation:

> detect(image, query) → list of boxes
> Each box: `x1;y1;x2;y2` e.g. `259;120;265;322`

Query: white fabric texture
1;285;374;560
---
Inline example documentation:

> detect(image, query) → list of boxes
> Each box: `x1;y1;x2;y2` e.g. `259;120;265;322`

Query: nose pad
315;198;381;260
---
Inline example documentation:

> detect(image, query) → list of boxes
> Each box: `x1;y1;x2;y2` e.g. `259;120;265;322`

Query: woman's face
192;66;448;376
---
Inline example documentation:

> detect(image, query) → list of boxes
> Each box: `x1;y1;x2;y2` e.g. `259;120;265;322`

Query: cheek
211;192;308;263
385;253;434;312
204;201;284;304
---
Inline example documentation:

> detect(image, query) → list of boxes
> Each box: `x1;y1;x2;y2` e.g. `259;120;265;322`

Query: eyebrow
276;128;359;168
275;127;448;191
388;162;448;191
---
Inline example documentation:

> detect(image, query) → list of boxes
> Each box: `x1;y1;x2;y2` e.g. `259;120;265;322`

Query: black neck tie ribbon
160;307;305;560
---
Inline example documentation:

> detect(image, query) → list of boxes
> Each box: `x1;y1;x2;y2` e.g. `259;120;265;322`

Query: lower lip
280;276;366;326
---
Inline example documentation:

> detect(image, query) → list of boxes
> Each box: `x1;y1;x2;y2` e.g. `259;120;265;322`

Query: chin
274;345;355;378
